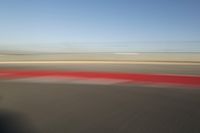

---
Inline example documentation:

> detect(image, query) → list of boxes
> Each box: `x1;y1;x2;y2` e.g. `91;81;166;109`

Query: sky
0;0;200;52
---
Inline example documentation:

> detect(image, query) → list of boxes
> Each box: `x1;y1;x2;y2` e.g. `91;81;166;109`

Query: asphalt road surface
0;63;200;133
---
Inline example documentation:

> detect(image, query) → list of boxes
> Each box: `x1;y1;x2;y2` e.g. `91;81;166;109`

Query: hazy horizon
0;0;200;52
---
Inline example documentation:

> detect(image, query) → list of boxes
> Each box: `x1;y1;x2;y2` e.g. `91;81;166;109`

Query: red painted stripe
0;70;200;87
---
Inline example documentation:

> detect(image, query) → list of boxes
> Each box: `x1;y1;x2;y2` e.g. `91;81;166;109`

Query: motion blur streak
0;0;200;132
0;61;199;65
0;70;200;87
0;63;200;133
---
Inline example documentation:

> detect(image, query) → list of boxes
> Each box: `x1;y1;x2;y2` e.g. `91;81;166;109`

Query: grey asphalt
0;63;200;75
0;82;200;133
0;63;200;133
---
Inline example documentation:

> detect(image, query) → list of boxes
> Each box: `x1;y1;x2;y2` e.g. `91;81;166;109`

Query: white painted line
9;77;79;84
68;78;129;85
8;77;129;85
114;53;140;55
0;61;199;65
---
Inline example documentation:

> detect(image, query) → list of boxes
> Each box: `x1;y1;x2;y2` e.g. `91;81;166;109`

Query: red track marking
0;70;200;87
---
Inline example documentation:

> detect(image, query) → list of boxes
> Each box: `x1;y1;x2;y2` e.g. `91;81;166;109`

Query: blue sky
0;0;200;52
